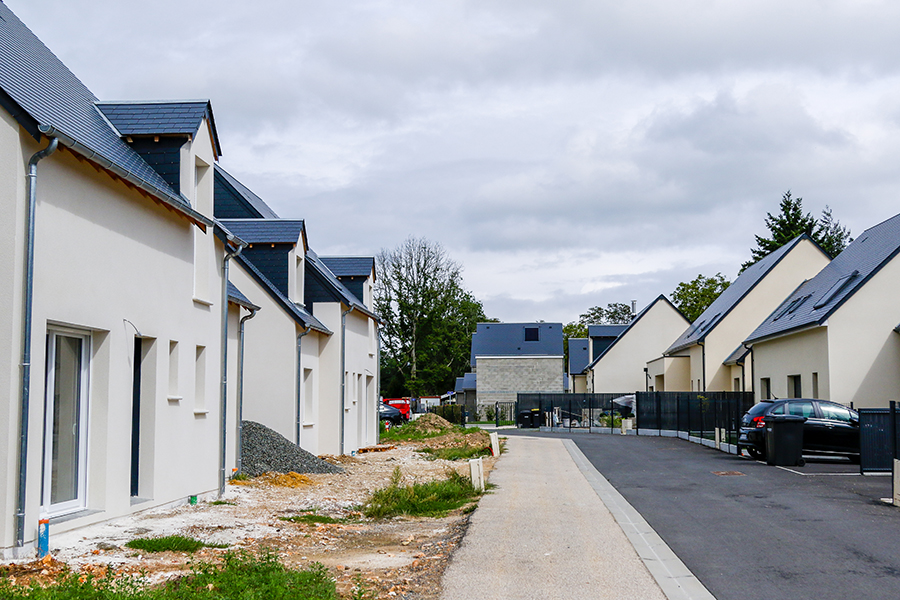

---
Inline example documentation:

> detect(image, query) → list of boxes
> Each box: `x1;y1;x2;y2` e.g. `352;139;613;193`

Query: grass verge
363;467;481;519
379;422;458;442
418;446;492;461
0;550;338;599
125;535;227;553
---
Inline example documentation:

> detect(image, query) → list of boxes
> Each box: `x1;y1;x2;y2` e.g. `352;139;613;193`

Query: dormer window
524;327;540;342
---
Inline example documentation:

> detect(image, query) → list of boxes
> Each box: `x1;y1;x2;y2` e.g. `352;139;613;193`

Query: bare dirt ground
1;423;498;599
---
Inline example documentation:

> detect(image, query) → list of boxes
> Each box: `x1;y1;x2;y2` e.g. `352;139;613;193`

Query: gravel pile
240;421;343;477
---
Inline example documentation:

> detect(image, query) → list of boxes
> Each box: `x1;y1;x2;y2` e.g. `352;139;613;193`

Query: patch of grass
208;500;235;506
363;467;481;519
124;535;225;554
0;551;338;599
278;514;341;525
379;422;459;442
418;446;491;461
230;471;250;482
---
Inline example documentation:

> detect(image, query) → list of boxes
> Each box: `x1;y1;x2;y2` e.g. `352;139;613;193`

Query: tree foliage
671;273;731;323
742;191;852;271
375;237;487;398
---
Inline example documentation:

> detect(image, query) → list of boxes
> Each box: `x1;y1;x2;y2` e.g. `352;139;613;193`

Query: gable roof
218;219;306;247
233;254;330;334
0;4;211;229
227;281;260;311
319;256;376;279
723;344;751;365
454;372;477;392
568;338;589;375
213;165;279;219
666;234;827;354
586;295;688;371
470;322;563;366
96;100;221;157
588;324;628;339
305;249;379;320
745;213;900;344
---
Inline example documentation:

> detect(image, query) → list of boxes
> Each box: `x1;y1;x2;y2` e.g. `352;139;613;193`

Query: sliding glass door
43;330;90;515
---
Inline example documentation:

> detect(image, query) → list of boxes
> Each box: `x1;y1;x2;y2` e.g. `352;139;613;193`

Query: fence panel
859;407;900;474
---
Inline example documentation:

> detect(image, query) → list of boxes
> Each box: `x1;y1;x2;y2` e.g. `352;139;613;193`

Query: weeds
124;535;226;553
418;446;491;461
278;514;342;525
363;467;481;519
229;472;250;482
208;500;235;506
379;423;455;443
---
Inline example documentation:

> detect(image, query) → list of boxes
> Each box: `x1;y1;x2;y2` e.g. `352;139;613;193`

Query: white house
745;213;900;408
0;4;242;557
647;235;831;393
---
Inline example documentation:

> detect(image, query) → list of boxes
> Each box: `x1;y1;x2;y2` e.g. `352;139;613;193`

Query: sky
8;0;900;324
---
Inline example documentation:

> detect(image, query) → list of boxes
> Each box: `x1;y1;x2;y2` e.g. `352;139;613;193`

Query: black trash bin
517;410;533;429
530;408;542;428
764;414;806;467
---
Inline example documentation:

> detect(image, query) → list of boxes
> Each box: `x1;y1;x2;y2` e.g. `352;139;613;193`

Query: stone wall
475;356;564;405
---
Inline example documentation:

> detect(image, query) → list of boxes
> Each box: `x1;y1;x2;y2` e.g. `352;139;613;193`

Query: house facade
586;296;689;393
0;3;241;556
648;235;831;393
745;214;900;408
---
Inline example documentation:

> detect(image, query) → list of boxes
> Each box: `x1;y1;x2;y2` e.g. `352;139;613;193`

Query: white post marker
489;432;500;457
469;457;485;492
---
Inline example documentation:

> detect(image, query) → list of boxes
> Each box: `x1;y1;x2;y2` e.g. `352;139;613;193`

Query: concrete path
441;435;711;600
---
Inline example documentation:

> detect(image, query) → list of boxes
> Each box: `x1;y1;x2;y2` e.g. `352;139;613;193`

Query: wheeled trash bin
763;414;806;467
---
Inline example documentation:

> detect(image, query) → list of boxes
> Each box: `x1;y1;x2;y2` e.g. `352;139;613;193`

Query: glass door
43;330;90;515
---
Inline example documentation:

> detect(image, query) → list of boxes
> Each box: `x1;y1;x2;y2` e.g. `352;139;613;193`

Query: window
787;375;802;399
812;372;819;399
733;377;741;392
524;327;539;342
43;330;91;515
194;346;207;413
770;403;785;415
813;271;859;309
760;378;772;400
787;401;815;418
773;294;812;321
819;403;853;423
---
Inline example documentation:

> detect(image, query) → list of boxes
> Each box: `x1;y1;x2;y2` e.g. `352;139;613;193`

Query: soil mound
408;413;454;434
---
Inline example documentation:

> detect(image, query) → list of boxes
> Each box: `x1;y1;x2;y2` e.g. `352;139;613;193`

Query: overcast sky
9;0;900;323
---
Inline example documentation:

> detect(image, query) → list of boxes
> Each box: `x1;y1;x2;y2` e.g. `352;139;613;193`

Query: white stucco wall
752;327;829;401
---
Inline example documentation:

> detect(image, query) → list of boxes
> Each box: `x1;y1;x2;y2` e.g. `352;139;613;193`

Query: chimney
631;300;637;319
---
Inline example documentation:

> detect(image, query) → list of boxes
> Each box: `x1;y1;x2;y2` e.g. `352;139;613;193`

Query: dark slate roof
306;249;379;320
470;322;564;366
586;296;688;371
667;234;827;354
723;345;750;365
227;281;260;311
213;165;279;219
218;219;306;246
454;372;477;392
588;324;628;339
96;100;221;156
320;256;375;279
746;213;900;344
233;254;330;334
0;4;190;211
568;338;590;375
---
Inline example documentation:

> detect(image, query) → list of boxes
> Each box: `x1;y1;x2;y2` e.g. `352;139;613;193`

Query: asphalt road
504;430;899;600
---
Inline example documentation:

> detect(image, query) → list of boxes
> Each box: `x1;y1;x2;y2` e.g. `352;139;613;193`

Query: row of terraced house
0;3;378;557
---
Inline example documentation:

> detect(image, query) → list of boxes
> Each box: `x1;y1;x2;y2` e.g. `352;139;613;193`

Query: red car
383;398;411;420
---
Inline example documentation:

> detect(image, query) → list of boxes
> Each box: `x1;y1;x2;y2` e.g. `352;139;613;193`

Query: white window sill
192;297;214;307
193;409;210;416
167;396;183;403
302;422;315;428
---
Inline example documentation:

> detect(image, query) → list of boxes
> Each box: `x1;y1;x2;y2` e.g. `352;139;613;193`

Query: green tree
671;273;731;322
742;191;852;271
375;237;487;397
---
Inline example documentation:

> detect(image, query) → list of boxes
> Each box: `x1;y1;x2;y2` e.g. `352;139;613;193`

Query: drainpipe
296;328;310;446
340;305;355;454
235;306;258;474
699;340;707;392
219;242;243;497
16;136;58;549
375;322;381;445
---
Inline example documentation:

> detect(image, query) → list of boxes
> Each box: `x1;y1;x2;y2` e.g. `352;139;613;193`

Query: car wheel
747;447;765;460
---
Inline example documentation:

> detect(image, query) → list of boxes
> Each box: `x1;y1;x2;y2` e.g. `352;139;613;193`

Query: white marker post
490;432;500;457
469;457;485;492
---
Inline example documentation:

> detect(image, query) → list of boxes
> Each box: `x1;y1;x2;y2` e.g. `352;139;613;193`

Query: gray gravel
240;421;342;476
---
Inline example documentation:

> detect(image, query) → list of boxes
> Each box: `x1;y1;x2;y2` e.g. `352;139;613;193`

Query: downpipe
339;306;355;454
236;306;258;474
296;328;310;446
16;137;58;548
219;242;243;497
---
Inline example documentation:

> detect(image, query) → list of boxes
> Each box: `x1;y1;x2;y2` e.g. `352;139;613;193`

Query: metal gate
859;402;900;474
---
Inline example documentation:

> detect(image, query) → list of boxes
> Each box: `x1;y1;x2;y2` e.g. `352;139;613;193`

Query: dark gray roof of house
746;213;900;344
586;296;688;371
0;4;188;209
454;372;477;392
568;338;590;375
667;234;827;354
213;165;279;219
233;254;330;334
227;282;260;311
319;256;375;279
588;324;628;339
218;219;305;245
723;345;751;365
470;322;564;366
96;100;221;156
306;249;379;320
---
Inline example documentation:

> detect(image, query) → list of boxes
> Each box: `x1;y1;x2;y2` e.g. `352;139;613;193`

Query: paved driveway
505;430;899;600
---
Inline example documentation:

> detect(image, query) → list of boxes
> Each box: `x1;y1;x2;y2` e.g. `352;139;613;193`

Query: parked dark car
738;399;860;462
379;402;406;429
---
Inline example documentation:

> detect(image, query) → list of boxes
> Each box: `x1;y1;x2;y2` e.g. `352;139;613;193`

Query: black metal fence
859;402;900;474
517;391;754;453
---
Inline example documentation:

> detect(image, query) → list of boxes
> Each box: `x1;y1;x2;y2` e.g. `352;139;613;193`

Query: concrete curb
563;439;717;600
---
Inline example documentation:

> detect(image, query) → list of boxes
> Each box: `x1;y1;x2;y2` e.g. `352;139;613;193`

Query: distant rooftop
470;322;563;367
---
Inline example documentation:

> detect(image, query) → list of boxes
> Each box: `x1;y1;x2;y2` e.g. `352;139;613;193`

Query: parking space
505;429;900;600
